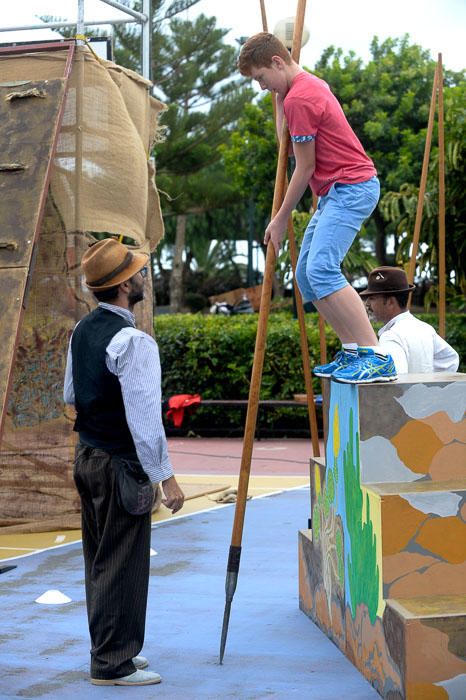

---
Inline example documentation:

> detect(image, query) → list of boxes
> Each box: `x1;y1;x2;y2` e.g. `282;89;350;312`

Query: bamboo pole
437;53;446;338
287;216;320;457
219;0;307;664
259;0;268;32
260;2;320;457
310;191;327;367
407;66;438;290
318;311;329;442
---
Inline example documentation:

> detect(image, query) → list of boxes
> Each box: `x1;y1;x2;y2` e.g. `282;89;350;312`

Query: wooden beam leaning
408;65;438;289
437;53;446;338
219;0;308;664
287;215;321;457
259;1;320;458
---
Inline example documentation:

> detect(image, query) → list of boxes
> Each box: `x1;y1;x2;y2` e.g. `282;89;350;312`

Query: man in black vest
64;238;184;686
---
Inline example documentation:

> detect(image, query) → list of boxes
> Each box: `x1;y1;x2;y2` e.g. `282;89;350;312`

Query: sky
1;0;465;72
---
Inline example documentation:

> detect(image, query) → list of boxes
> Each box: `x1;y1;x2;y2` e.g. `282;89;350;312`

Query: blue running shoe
332;348;397;384
313;350;359;378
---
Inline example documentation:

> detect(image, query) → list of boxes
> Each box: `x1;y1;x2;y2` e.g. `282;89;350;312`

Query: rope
74;34;107;66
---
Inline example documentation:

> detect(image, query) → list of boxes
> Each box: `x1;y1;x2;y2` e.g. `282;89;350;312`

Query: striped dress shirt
64;303;173;483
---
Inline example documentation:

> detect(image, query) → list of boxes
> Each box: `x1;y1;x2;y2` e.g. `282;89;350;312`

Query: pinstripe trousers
73;444;151;680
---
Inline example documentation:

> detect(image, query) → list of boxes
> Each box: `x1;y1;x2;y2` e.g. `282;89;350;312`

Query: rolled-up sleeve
106;329;173;483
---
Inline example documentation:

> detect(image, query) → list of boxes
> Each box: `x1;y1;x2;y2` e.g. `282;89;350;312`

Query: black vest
71;307;136;453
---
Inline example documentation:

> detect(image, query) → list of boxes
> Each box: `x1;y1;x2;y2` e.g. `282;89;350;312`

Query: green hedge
155;313;338;399
154;312;465;435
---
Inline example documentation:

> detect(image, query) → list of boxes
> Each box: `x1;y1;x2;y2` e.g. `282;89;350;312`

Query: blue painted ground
0;488;378;699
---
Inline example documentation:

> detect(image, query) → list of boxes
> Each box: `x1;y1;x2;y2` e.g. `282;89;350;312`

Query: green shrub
154;313;334;436
154;311;465;435
154;313;339;400
416;314;465;372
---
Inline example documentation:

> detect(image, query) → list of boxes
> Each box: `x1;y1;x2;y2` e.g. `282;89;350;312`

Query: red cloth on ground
166;394;201;428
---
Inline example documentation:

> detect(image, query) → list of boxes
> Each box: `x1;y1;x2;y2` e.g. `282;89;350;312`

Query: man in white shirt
360;267;459;374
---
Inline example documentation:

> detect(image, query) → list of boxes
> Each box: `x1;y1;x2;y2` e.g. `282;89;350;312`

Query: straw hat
81;239;148;291
359;267;416;297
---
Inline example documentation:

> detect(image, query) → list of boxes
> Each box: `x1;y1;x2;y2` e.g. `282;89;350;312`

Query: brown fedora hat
359;266;416;297
81;238;149;291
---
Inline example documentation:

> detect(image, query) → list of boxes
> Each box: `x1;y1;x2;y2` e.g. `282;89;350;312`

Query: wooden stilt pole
311;192;327;368
259;0;268;32
219;0;307;664
259;1;320;458
408;66;438;291
287;217;320;457
437;53;446;338
318;312;329;442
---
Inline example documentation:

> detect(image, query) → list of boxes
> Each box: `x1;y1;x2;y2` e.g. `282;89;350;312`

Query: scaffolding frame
0;0;152;80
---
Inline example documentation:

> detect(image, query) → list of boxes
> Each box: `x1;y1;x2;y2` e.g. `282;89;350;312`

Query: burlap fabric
0;47;165;531
0;46;166;248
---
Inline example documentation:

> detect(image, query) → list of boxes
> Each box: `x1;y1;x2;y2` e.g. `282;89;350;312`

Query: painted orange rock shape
429;443;466;481
382;495;427;556
391;421;443;474
405;681;448;699
416;516;466;564
382;551;438;585
420;410;466;444
387;560;466;599
461;500;466;521
330;599;345;647
298;547;314;613
406;618;466;683
314;585;332;631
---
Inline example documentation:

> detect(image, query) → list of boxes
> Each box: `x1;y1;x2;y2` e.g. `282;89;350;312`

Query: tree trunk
169;214;187;312
373;208;388;265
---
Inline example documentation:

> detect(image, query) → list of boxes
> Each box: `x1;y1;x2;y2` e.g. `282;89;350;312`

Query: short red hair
238;32;292;76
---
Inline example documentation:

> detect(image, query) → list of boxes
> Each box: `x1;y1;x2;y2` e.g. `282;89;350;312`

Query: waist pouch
112;456;154;515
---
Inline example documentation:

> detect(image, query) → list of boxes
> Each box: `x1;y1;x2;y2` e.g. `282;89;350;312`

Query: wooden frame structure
0;40;75;445
408;54;446;337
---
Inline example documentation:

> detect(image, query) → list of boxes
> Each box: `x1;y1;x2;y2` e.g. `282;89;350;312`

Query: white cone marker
35;589;72;605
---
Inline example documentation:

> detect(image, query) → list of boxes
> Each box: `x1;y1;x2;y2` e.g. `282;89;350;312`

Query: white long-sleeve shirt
64;303;173;484
378;311;460;374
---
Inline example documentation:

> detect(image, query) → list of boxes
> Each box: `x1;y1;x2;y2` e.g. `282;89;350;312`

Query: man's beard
128;284;144;307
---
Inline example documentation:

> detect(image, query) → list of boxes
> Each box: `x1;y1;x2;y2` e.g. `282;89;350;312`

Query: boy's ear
271;55;285;69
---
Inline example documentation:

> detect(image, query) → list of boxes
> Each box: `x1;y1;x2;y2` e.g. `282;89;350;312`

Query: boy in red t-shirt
238;33;396;384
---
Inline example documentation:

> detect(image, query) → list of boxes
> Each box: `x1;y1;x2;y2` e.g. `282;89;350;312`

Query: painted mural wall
299;375;466;700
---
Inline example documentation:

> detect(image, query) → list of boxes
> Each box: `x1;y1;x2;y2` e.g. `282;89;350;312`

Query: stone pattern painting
359;380;466;484
299;375;466;700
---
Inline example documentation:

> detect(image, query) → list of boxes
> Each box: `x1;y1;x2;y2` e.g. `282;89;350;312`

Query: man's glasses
139;266;148;278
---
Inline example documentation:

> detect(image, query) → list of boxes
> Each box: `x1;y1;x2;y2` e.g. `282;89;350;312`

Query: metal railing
0;0;152;79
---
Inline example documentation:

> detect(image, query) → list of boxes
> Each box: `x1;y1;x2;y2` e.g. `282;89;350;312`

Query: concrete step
384;595;466;699
366;482;466;601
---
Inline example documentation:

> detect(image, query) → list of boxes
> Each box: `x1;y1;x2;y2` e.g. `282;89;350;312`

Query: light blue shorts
295;177;380;302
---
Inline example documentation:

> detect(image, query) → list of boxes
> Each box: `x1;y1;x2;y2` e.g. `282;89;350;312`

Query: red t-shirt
284;71;376;196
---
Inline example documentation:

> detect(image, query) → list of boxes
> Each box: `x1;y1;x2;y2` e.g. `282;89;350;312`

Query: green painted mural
344;409;379;625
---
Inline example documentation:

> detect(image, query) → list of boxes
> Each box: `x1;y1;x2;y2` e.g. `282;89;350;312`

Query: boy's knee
308;260;344;299
295;259;307;291
296;259;315;301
